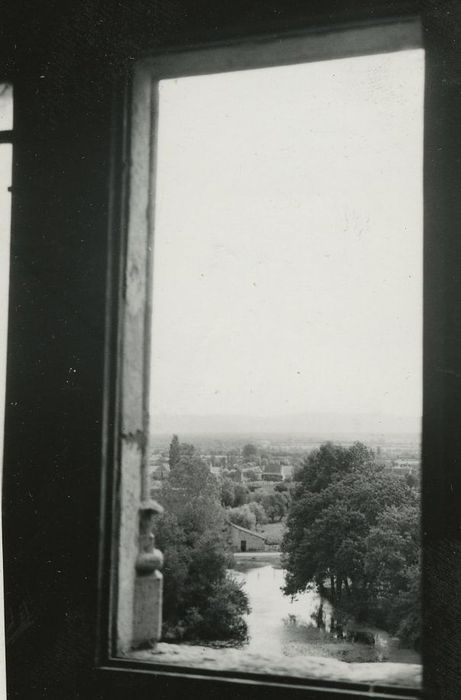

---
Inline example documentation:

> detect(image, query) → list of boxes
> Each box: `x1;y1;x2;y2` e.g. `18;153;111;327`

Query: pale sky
149;49;424;421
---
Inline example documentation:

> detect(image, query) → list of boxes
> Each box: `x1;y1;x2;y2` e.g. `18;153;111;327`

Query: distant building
392;459;419;474
393;459;419;470
262;470;283;482
228;522;266;552
242;466;262;481
264;462;281;474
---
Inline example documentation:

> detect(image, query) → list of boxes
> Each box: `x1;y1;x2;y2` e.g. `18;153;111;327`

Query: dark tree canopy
220;478;235;508
281;441;420;647
156;441;249;642
169;434;196;470
261;492;290;522
242;443;258;461
233;483;249;507
168;434;180;469
296;441;375;493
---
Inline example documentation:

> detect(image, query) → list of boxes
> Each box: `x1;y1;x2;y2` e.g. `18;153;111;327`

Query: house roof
229;522;266;540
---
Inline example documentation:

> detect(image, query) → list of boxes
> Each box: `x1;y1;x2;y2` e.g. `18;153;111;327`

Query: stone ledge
131;642;422;688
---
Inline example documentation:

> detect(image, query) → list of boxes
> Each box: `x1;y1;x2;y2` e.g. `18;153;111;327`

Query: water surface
230;560;420;664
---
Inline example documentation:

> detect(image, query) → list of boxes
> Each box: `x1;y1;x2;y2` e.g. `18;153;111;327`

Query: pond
230;558;421;664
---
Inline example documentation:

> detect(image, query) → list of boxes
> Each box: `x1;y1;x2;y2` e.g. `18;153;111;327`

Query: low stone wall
132;643;421;688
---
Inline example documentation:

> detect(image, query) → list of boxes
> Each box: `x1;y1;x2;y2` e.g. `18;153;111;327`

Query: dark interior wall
422;3;461;698
1;7;115;697
1;1;461;698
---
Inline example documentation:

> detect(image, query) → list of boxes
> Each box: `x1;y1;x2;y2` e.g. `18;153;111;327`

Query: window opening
117;32;423;692
0;83;13;132
0;82;13;700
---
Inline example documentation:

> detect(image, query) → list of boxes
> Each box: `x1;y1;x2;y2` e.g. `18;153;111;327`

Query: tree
169;434;196;470
156;442;249;642
168;434;180;469
161;452;223;535
364;504;421;646
262;492;288;522
220;478;235;507
283;458;412;598
244;468;260;481
281;441;420;645
227;468;242;483
247;501;268;525
242;443;258;462
296;441;374;493
194;576;250;640
228;505;256;530
179;442;195;459
233;483;248;507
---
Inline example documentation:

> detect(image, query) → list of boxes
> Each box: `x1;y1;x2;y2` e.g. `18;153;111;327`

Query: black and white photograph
1;3;461;700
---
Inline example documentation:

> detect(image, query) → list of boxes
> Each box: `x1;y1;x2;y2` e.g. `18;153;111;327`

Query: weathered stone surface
132;573;163;648
117;440;142;652
132;643;422;688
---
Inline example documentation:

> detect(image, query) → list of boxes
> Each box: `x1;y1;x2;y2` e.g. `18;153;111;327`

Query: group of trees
282;442;421;647
168;434;195;469
155;441;249;642
227;502;268;530
159;436;420;650
156;436;294;642
242;442;258;462
220;477;292;527
220;479;249;508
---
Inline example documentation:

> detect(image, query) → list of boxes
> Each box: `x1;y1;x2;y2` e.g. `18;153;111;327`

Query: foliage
281;441;421;647
168;434;180;469
242;443;258;461
262;491;290;522
182;575;250;641
296;441;374;493
156;443;249;643
227;504;256;530
247;500;268;525
364;504;421;646
161;452;223;534
225;468;243;482
244;468;260;481
168;434;195;470
233;484;249;506
220;480;248;508
220;478;235;507
293;464;304;481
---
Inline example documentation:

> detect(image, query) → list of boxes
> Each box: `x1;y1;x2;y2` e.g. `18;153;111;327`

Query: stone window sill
131;643;421;689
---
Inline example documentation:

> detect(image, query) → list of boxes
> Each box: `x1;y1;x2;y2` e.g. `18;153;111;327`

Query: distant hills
150;411;421;437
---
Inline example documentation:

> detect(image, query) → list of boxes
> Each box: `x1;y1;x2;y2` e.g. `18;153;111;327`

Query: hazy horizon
150;410;421;437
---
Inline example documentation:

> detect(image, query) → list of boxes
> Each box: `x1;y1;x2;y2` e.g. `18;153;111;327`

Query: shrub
228;505;256;531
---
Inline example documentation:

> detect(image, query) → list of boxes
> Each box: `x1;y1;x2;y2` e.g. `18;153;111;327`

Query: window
0;83;13;700
0;83;13;458
3;3;461;700
103;18;425;698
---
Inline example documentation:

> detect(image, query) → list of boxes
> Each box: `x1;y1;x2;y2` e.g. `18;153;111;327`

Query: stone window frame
97;15;426;700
